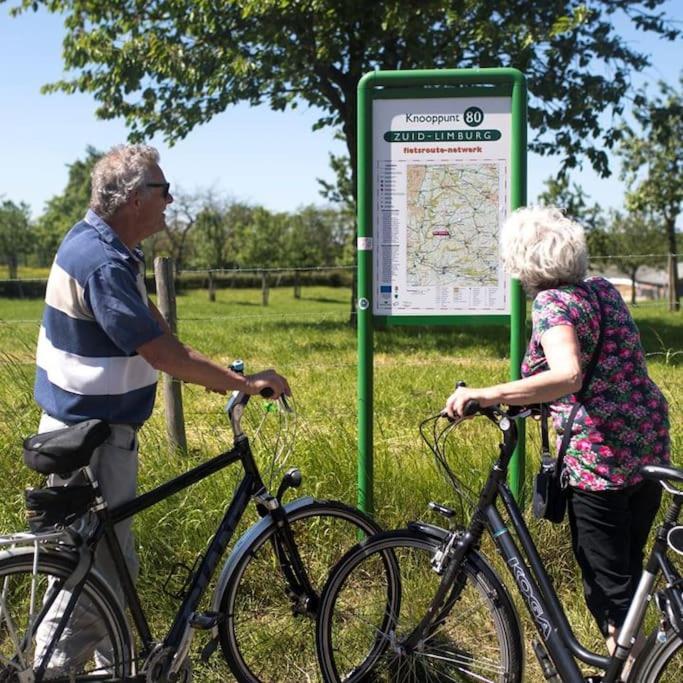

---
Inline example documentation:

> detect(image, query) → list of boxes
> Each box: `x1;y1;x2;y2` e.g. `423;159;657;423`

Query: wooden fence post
208;270;216;302
261;269;269;306
293;270;301;299
154;257;187;452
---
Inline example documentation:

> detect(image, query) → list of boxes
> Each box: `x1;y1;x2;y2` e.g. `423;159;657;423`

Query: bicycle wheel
316;529;523;683
628;629;683;682
0;547;133;681
217;500;382;682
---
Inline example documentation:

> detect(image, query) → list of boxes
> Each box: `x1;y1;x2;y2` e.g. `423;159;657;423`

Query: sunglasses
146;181;171;199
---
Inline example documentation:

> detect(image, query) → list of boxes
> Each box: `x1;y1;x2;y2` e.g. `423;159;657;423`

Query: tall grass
0;287;680;681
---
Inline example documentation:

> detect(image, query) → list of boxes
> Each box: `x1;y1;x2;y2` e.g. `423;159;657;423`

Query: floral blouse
521;277;670;491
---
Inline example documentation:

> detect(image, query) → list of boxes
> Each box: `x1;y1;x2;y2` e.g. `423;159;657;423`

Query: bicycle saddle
23;419;111;475
641;464;683;487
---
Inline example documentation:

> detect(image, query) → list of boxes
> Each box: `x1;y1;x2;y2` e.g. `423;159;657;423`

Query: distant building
588;262;681;303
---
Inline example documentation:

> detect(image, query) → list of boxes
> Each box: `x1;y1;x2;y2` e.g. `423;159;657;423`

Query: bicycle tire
217;499;382;683
0;547;134;681
316;529;523;683
628;628;683;682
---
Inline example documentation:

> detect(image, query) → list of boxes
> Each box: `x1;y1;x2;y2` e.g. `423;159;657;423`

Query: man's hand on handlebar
244;369;291;400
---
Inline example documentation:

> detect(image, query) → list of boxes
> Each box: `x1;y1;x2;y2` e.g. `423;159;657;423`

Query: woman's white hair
90;144;160;219
500;205;588;294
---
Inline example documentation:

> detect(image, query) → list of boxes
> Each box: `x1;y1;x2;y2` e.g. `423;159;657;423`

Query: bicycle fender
209;495;317;615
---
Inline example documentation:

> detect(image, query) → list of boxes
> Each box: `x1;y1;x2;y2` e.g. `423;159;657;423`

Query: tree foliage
537;173;609;258
601;210;668;304
35;146;102;265
618;76;683;309
0;200;32;279
193;197;252;270
161;186;203;271
537;174;604;228
7;0;679;206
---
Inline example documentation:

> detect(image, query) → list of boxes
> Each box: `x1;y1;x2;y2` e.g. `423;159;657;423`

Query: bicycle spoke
0;575;27;670
420;647;504;680
222;503;380;682
319;534;521;683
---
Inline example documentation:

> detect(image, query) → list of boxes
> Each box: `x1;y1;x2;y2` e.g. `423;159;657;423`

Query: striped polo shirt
35;210;164;424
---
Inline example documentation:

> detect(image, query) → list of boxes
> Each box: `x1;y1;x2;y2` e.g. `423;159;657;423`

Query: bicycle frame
414;409;682;683
33;401;314;679
108;435;262;660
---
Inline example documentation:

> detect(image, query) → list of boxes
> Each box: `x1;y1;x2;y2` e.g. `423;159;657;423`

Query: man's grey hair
90;145;160;219
500;205;588;294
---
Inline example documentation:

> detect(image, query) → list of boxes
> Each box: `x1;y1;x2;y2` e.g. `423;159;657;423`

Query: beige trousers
34;415;139;675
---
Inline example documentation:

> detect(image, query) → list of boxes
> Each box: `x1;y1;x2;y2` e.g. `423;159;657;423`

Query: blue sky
0;3;680;219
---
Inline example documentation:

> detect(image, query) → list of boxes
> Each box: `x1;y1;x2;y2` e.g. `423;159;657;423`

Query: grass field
0;285;680;681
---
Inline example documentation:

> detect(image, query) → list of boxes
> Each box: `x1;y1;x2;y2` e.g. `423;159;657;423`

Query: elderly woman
445;205;670;663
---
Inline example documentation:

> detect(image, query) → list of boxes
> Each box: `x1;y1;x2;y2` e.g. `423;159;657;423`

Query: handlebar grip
462;399;480;417
260;387;274;399
456;380;467;389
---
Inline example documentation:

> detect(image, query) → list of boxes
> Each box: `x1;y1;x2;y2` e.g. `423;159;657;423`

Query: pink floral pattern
521;277;670;491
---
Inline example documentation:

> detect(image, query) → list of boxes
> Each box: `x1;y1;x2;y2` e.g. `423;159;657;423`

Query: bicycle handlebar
449;380;544;422
225;360;292;439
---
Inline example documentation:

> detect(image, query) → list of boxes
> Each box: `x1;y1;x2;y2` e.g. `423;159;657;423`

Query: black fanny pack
532;408;576;523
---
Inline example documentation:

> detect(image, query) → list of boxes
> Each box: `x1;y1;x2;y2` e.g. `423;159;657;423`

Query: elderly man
34;144;290;674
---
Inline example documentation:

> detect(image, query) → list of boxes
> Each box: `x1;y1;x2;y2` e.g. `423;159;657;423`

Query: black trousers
567;480;661;637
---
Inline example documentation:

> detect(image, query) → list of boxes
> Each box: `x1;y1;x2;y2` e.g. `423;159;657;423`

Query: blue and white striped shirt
35;210;163;424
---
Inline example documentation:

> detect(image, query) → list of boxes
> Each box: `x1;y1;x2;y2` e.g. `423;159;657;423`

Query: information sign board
373;96;512;316
356;69;527;515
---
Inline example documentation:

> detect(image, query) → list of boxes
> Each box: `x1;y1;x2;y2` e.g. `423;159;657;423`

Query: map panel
406;163;501;288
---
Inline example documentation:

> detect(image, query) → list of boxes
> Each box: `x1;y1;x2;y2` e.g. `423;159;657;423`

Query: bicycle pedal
189;610;223;630
428;501;455;518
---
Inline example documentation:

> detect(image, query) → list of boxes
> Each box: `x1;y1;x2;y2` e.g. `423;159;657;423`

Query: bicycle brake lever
278;394;293;413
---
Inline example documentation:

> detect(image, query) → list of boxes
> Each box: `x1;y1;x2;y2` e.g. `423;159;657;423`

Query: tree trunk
630;266;637;306
7;255;18;280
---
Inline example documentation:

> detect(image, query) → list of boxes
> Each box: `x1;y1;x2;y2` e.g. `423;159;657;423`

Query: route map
406;163;502;288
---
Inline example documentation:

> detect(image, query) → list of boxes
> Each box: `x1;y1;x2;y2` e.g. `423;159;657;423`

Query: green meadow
0;285;680;681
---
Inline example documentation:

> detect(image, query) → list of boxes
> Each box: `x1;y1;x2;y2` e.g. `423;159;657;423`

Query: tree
35;146;102;266
601;210;667;305
285;205;353;267
0;200;33;279
537;175;603;227
537;174;610;259
236;207;289;269
7;1;679;206
618;76;683;311
193;197;252;270
162;187;203;272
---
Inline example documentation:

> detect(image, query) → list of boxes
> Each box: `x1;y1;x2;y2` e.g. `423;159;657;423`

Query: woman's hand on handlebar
444;384;491;420
244;369;291;400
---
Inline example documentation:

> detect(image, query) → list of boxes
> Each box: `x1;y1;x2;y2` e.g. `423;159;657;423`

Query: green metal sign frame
357;68;527;515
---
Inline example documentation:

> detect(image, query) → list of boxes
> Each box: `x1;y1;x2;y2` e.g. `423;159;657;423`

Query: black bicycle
0;370;381;682
315;397;683;682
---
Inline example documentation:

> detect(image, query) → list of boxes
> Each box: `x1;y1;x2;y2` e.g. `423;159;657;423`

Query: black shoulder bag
532;287;604;523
